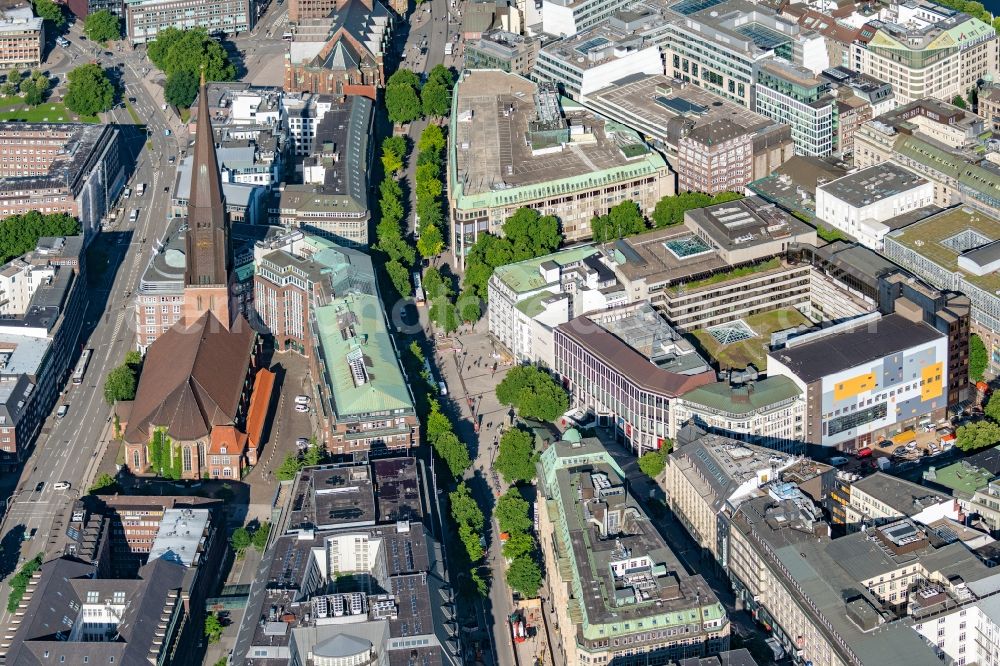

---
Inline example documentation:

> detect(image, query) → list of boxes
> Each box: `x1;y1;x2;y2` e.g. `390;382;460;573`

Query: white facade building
0;261;53;317
815;164;935;250
540;0;632;37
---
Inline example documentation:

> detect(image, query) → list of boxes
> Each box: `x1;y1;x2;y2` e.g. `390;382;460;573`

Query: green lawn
691;308;811;371
0;101;98;123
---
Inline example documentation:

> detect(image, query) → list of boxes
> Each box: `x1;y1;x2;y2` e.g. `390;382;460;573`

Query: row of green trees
591;192;743;243
385;65;454;124
148;28;236;108
0;211;78;264
495;490;542;598
230;521;271;556
495;365;569;423
449;482;488;595
970;333;988;382
414;124;447;259
275;439;326;481
1;69;50;106
376;136;415;297
426;398;472;478
460;208;563;319
6;554;42;612
104;350;143;405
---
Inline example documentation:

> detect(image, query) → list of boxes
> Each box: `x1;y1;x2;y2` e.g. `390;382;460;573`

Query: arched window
133;450;140;469
182;446;192;472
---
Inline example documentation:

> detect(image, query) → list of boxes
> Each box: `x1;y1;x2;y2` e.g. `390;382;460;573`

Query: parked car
856;447;873;458
23;528;37;541
294;404;309;413
296;438;310;449
56;404;69;418
294;395;310;405
829;456;849;466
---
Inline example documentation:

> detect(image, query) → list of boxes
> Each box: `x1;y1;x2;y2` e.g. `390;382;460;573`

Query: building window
182;446;192;472
133;451;139;469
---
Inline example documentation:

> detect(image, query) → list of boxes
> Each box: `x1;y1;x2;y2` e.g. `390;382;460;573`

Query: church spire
185;66;229;288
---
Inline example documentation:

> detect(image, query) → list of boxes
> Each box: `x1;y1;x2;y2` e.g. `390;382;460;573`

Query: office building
255;229;418;455
854;98;1000;218
850;0;997;106
664;427;799;562
3;503;226;666
0;123;124;238
448;70;673;263
884;206;1000;377
767;311;949;451
0;4;42;68
669;377;806;449
754;59;836;157
124;0;253;43
583;75;794;194
284;0;392;99
728;492;994;666
553;314;715;454
660;0;802;108
231;458;454;665
271;96;371;245
533;23;663;99
814;164;935;250
831;471;959;531
540;0;633;37
537;435;730;664
486;244;625;365
0;236;85;471
464;30;539;75
65;0;122;18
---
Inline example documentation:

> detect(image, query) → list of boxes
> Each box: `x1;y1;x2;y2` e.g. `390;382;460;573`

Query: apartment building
553;313;715;455
270;95;371;245
979;86;1000;133
537;435;730;664
814;164;935;250
664;427;799;563
850;0;997;105
831;471;958;532
0;123;124;237
767;312;949;451
583;75;794;195
533;22;663;99
124;0;253;43
448;70;673;264
464;30;539;75
884;206;1000;377
669;376;806;450
0;5;42;68
754;59;836;157
660;0;802;108
854;98;1000;218
264;240;419;455
284;0;391;98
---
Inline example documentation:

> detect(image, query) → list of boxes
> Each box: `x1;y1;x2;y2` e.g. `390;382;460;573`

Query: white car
295;404;309;413
296;437;310;449
294;395;310;405
56;404;69;418
53;481;71;491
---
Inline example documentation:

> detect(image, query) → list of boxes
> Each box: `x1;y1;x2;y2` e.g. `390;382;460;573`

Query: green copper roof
315;292;413;420
493;245;598;294
514;289;557;317
679;376;802;415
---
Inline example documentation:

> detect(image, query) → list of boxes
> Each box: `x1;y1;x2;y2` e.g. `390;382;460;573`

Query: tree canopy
164;69;200;108
507;556;542;598
103;365;137;405
84;10;121;43
502;531;535;560
204;613;223;643
637;443;671;480
64;64;114;118
956;420;1000;452
147;28;236;80
32;0;64;27
275;453;303;481
496;365;569;422
495;490;533;534
385;69;422;124
0;211;78;264
494;429;538;484
591;200;646;242
450;483;484;562
652;191;744;228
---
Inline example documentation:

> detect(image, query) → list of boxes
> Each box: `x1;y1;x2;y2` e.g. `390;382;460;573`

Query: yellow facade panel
921;362;943;401
833;372;878;401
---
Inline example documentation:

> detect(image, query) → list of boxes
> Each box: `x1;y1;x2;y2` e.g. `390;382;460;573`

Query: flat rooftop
0;123;115;194
886;206;1000;295
491;244;599;294
665;0;798;57
850;472;951;516
926;460;995;496
678;375;802;415
583;74;778;148
601;225;729;286
597;303;709;374
371;458;423;524
147;508;210;567
768;313;944;383
451;70;666;208
287;463;377;531
687;196;816;251
819;163;930;208
539;23;649;71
